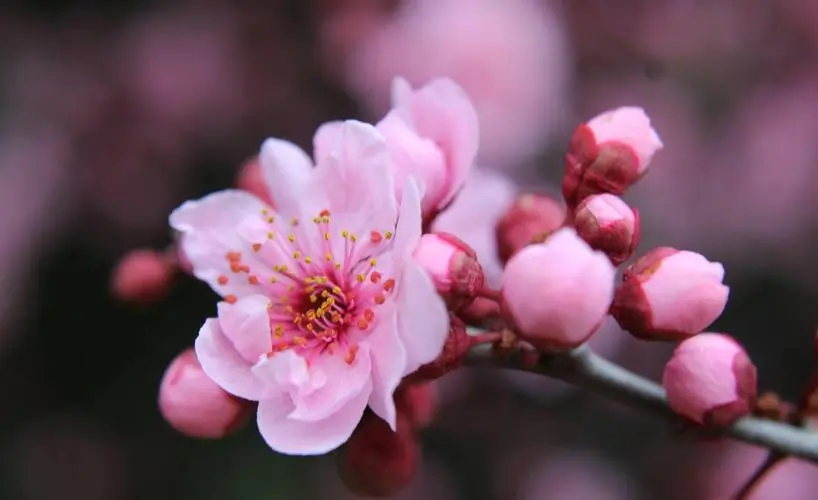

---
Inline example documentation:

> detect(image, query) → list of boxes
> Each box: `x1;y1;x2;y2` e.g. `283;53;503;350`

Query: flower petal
315;120;397;227
391;176;423;259
259;138;319;215
251;350;316;399
170;190;267;298
217;294;273;363
365;304;406;430
313;121;343;166
397;261;450;374
256;379;372;455
194;318;263;400
288;344;373;422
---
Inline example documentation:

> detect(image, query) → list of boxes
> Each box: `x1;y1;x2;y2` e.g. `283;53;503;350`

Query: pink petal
377;110;447;212
397;261;450;374
315;120;397;228
396;78;479;207
288;345;373;422
364;304;406;430
194;318;263;401
313;121;343;166
251;350;316;398
169;190;267;298
258;138;318;215
256;379;373;455
391;177;423;259
390;76;413;109
217;294;273;363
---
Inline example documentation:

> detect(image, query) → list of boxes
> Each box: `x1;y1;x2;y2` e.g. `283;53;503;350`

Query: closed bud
662;333;757;426
158;348;253;438
396;382;438;429
610;247;729;341
111;249;175;305
338;412;419;498
412;233;484;310
408;315;472;382
563;107;663;209
573;193;640;265
496;193;565;263
501;228;615;351
235;156;275;207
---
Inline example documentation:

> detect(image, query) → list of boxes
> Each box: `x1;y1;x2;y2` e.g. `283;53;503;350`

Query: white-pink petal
194;318;263;401
397;261;450;375
217;295;273;363
259;138;318;215
391;177;424;260
256;379;373;456
169;190;267;298
364;305;406;430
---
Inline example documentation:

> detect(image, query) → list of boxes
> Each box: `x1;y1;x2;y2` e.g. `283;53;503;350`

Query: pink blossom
572;193;639;265
345;0;570;167
500;228;616;351
662;333;757;425
412;233;484;309
563;107;663;209
158;348;253;439
170;120;449;455
496;193;566;263
611;248;729;341
111;249;175;305
318;78;479;219
432;168;517;289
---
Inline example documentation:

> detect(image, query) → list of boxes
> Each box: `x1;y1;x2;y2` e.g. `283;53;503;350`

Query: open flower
317;77;479;221
170;120;449;455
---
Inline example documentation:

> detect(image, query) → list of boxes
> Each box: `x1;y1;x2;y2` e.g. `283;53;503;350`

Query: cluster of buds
110;83;772;497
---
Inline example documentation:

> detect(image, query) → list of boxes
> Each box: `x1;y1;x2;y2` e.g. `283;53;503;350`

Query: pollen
217;275;229;285
325;252;333;262
226;251;241;262
288;233;296;243
267;231;275;239
225;294;238;304
252;243;262;252
369;258;377;267
230;262;241;273
384;231;393;240
293;250;302;260
356;274;366;283
274;325;284;338
370;231;383;243
384;278;396;292
370;271;382;284
374;293;386;305
319;209;331;218
356;318;369;330
248;275;260;285
344;344;360;365
341;230;349;238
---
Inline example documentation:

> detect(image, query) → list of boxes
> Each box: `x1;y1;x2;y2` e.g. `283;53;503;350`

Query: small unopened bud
158;348;253;438
235;156;275;206
573;193;640;265
338;412;419;498
412;233;484;310
496;194;565;263
408;315;471;382
501;228;615;351
610;247;729;341
111;249;175;305
396;382;438;429
563;107;663;209
662;333;757;426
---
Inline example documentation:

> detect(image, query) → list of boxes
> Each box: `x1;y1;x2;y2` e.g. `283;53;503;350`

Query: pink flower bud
407;315;472;382
412;233;484;310
610;248;729;341
111;249;175;305
396;382;438;429
158;348;253;439
573;193;640;265
235;156;275;206
338;412;419;498
496;193;566;263
501;228;616;351
662;333;757;426
563;107;663;209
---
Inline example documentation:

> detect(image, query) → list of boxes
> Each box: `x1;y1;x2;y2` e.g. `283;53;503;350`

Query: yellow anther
325;252;333;262
267;231;274;239
350;234;358;242
290;217;298;226
324;232;331;240
274;325;284;338
267;217;275;224
293;251;301;260
332;286;343;295
384;231;393;239
356;274;365;283
341;230;349;238
304;256;312;264
369;258;377;267
288;234;296;243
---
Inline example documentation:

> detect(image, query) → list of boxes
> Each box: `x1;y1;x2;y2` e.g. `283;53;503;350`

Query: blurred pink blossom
345;0;571;168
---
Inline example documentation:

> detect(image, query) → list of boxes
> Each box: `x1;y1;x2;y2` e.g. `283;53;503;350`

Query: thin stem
465;344;818;463
731;452;786;500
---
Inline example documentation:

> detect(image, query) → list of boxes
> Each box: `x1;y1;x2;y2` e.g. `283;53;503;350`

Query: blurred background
2;0;818;498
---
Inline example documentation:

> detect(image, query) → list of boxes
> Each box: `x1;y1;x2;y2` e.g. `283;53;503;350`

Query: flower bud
407;315;472;382
158;348;253;439
235;156;275;206
111;249;175;305
501;228;616;351
563;107;663;209
573;193;639;265
496;194;565;263
662;333;757;426
412;233;484;310
610;247;729;341
338;412;419;498
396;382;438;429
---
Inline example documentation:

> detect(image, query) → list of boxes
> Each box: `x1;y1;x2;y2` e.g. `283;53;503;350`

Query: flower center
219;208;397;363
